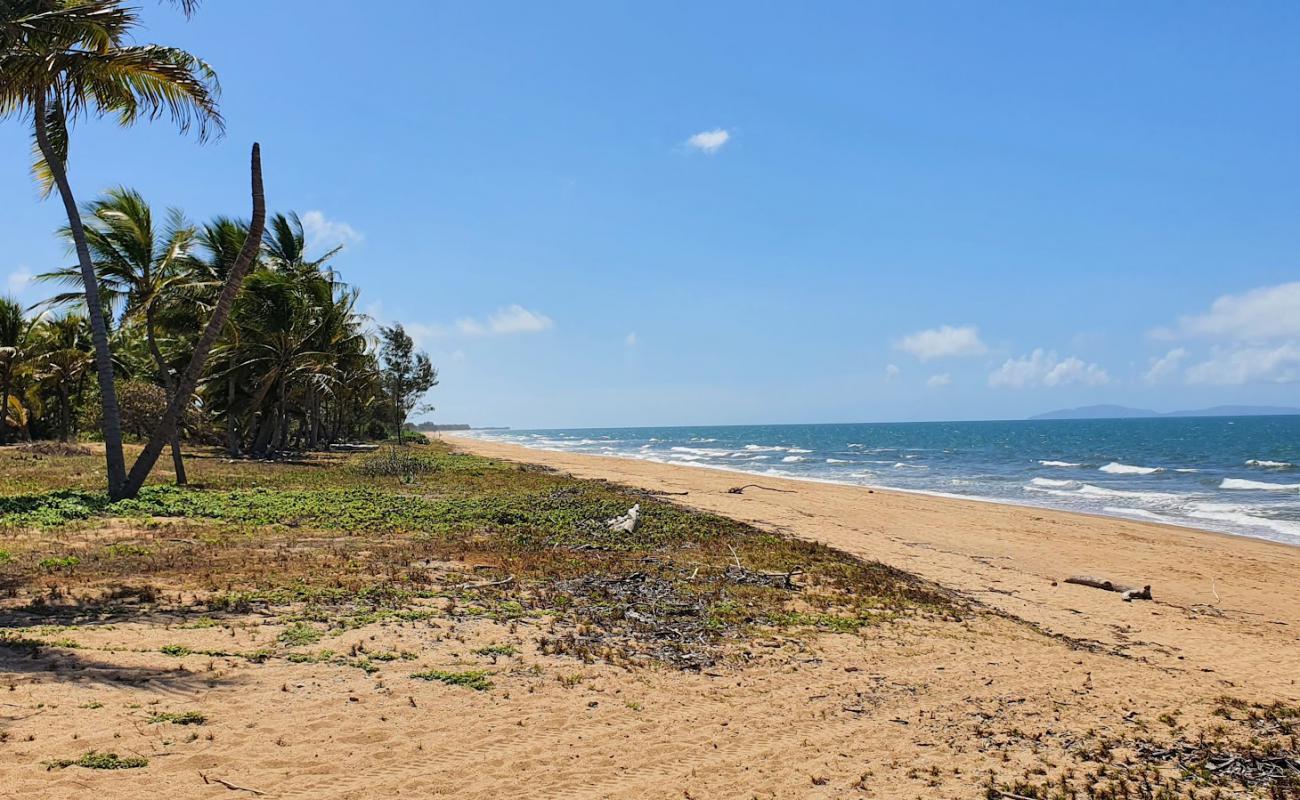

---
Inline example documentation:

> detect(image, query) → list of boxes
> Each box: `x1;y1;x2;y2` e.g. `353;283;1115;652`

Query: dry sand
3;436;1298;799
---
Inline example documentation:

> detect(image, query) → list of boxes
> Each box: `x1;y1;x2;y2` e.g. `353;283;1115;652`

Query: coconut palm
40;187;200;482
1;0;222;494
0;296;38;442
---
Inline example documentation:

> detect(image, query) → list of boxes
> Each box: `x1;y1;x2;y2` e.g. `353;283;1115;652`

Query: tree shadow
0;641;243;695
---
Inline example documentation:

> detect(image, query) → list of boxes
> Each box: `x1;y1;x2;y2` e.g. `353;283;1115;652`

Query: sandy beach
448;434;1300;695
3;439;1298;799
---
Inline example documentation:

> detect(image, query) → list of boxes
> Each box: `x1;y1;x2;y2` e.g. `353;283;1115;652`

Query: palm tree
120;145;264;497
41;187;199;482
1;0;222;494
0;296;37;443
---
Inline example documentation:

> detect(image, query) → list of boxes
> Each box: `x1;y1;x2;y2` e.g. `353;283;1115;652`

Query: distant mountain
1031;405;1159;420
1031;404;1300;421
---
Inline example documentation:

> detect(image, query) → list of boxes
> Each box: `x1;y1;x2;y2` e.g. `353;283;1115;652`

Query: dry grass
0;441;958;669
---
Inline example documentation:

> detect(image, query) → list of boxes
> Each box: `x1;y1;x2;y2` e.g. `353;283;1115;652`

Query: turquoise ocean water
465;416;1300;545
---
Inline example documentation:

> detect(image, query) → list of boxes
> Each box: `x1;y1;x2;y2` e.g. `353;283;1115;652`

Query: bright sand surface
5;437;1299;799
448;435;1300;692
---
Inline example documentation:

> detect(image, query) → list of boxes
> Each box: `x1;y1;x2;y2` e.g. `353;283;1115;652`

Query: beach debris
200;773;266;795
605;503;641;533
726;484;797;495
1064;575;1153;601
724;543;804;589
541;570;718;669
1136;741;1300;788
459;575;515;591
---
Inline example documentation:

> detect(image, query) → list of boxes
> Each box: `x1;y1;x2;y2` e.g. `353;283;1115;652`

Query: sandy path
447;435;1300;698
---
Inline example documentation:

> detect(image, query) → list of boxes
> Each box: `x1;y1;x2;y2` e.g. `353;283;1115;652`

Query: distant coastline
1030;404;1300;421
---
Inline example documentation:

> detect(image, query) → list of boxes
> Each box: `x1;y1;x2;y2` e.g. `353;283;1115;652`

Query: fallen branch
1064;575;1152;601
726;484;797;495
459;575;514;591
200;773;266;795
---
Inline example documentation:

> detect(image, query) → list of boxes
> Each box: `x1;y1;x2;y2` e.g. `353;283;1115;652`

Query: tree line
1;1;438;498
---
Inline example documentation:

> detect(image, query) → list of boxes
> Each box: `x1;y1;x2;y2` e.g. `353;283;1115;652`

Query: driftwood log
1064;575;1152;601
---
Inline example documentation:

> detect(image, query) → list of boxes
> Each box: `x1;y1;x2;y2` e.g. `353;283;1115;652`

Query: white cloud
404;321;448;345
1157;282;1300;342
625;332;638;347
895;324;988;361
685;128;730;154
300;210;363;253
5;267;32;295
456;304;553;337
884;363;900;382
989;349;1110;389
926;372;951;388
1184;343;1300;385
1143;347;1187;384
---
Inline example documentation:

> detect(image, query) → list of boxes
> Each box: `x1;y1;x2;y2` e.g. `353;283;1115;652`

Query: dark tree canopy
379;323;438;436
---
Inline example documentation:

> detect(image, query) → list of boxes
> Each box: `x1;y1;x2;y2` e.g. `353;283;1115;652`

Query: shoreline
450;432;1300;548
446;433;1300;698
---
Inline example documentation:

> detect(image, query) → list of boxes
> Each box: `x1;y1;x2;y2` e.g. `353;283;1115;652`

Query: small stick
459;575;514;590
726;544;743;570
1211;577;1221;605
200;773;266;795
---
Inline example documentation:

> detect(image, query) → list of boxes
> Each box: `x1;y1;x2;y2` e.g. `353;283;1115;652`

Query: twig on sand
200;773;266;795
726;484;796;495
992;791;1037;800
459;575;515;591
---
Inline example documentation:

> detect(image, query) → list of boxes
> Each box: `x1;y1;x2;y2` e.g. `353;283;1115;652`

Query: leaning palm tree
1;0;221;494
40;188;199;482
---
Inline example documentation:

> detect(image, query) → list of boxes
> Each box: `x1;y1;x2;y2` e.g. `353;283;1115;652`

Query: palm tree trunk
58;386;71;442
225;373;240;457
33;95;127;493
144;305;187;485
119;144;265;499
0;373;11;444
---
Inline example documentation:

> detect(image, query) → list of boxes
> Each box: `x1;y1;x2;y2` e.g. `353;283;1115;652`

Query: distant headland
1030;404;1300;421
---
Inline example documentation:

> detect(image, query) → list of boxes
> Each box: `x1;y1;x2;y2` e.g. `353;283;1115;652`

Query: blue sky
4;1;1299;428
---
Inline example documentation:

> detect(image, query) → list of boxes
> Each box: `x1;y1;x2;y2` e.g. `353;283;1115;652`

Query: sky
3;1;1299;429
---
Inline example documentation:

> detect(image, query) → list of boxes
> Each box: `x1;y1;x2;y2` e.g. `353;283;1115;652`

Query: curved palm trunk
119;144;265;500
33;95;127;493
144;306;188;485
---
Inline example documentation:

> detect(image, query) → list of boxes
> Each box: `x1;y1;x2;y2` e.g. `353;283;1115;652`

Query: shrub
410;669;493;691
46;751;148;770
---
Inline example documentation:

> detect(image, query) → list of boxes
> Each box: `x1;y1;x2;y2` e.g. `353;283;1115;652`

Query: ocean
463;416;1300;545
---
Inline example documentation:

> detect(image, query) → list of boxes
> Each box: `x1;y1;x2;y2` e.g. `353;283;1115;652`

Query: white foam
826;458;849;464
1186;506;1300;538
1102;507;1180;524
670;446;733;458
781;455;807;463
787;448;813;454
1246;459;1295;469
1220;478;1300;492
1038;460;1081;468
1099;462;1163;475
1029;477;1077;488
1077;484;1187;502
743;444;786;452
